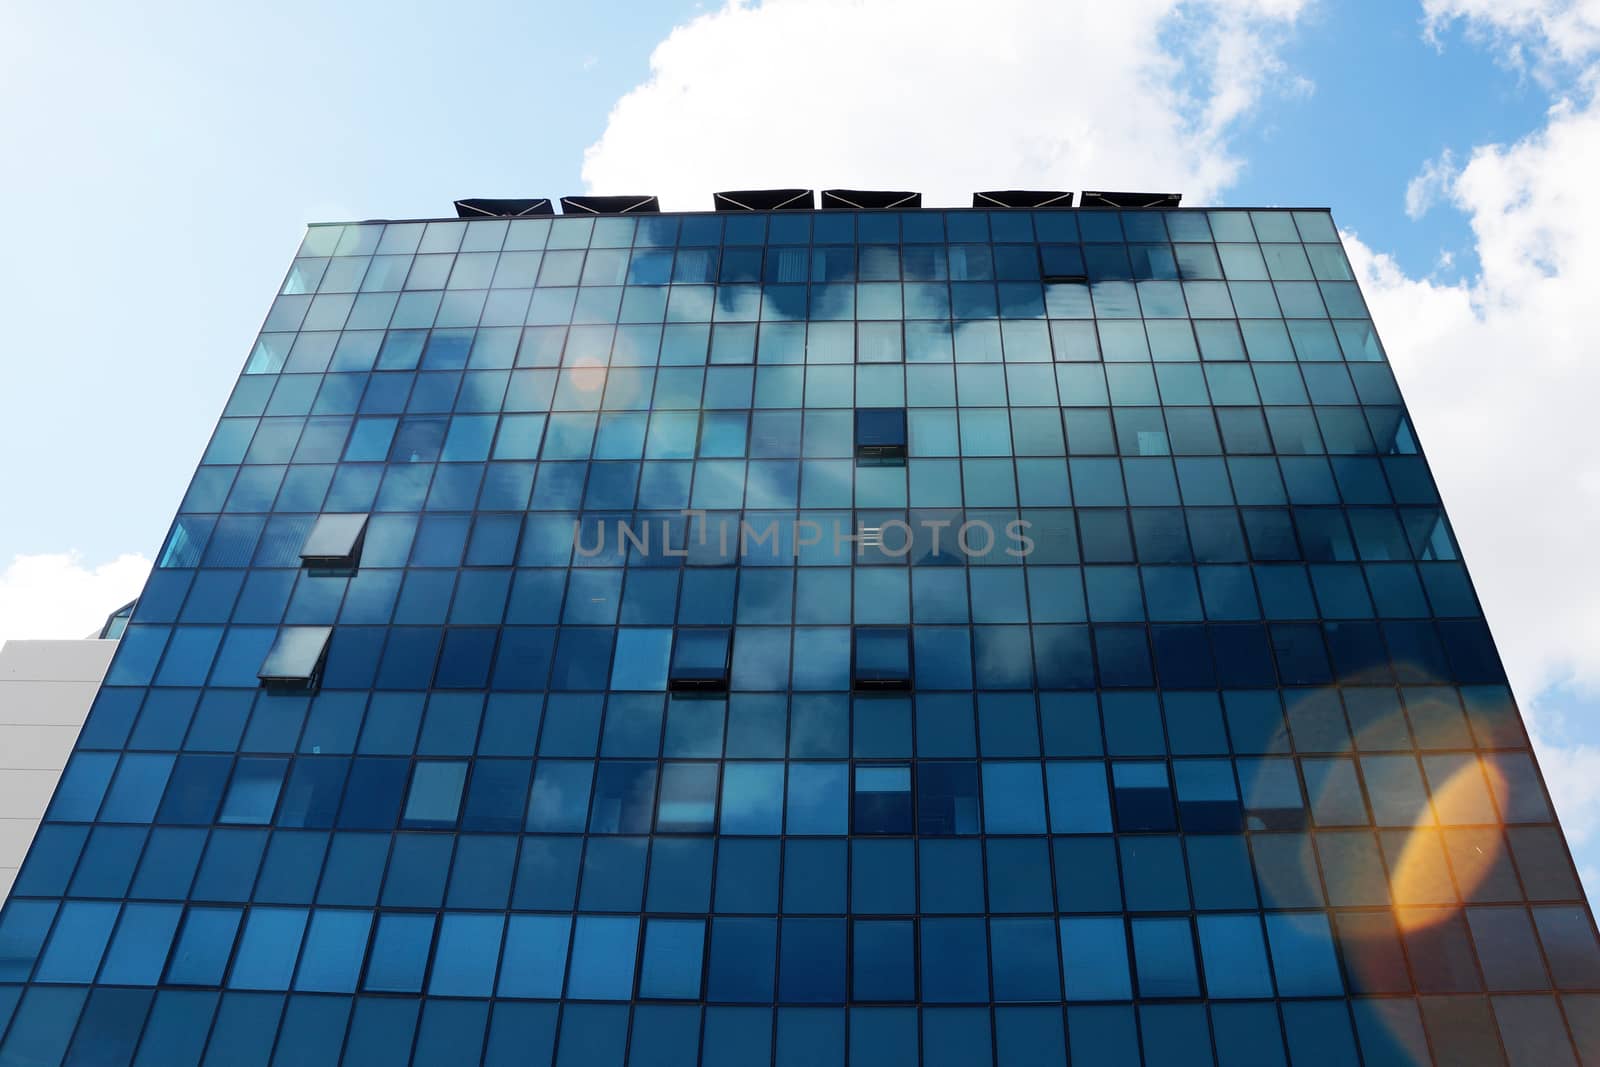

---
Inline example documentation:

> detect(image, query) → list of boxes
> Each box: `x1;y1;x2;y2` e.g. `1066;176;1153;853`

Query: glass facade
1;202;1596;1066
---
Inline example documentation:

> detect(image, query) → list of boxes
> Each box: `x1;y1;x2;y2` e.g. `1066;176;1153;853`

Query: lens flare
567;360;607;395
1391;756;1509;932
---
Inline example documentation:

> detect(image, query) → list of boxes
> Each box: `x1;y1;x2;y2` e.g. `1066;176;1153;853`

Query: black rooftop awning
820;189;922;210
1080;190;1183;209
713;189;815;212
974;190;1075;209
560;195;661;215
453;198;554;219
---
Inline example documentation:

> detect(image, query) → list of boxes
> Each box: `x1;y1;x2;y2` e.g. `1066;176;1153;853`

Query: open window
560;195;660;215
973;190;1074;209
1039;245;1088;284
1080;190;1182;209
714;189;814;212
1111;761;1177;832
820;189;921;210
854;408;907;461
258;626;333;691
299;513;368;570
668;629;732;692
1173;760;1243;833
854;764;913;833
99;599;136;639
853;627;912;691
453;197;553;218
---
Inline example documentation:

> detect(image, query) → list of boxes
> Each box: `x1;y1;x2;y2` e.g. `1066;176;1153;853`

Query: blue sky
5;0;1600;894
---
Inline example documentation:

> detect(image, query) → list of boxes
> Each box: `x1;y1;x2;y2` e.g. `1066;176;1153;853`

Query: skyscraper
0;189;1595;1066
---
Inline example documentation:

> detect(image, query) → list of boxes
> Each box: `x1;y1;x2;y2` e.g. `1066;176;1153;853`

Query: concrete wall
0;639;115;902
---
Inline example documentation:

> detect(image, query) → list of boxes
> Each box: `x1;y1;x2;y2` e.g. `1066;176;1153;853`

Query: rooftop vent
974;190;1075;209
714;189;815;212
820;189;922;210
560;195;660;215
453;198;554;219
1080;190;1183;209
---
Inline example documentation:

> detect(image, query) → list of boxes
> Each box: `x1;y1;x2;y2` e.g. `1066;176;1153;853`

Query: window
854;764;913;833
853;627;912;690
401;761;468;829
855;408;907;460
1040;245;1087;283
669;629;732;692
589;762;657;833
982;763;1047;834
299;513;368;569
918;763;980;835
364;913;434;993
1111;762;1176;832
567;916;641;1000
1173;760;1242;832
657;763;719;833
1132;918;1200;998
640;918;706;999
218;758;288;825
257;625;332;689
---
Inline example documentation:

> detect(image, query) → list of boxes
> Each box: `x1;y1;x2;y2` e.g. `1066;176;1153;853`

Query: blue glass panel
1131;917;1200;997
920;918;988;1002
567;916;639;1000
292;909;371;993
707;917;776;1003
779;918;845;1003
1197;914;1274;998
165;907;242;985
1060;917;1131;1000
364;913;434;993
990;917;1061;1002
227;907;307;990
99;903;181;986
980;762;1046;833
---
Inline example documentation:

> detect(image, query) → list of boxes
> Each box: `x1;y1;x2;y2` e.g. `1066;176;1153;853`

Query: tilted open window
853;627;912;691
1039;245;1088;284
668;629;733;692
299;513;368;570
258;626;333;690
855;408;907;461
854;764;913;833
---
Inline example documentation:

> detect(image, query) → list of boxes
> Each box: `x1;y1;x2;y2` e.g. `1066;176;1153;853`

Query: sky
4;0;1600;892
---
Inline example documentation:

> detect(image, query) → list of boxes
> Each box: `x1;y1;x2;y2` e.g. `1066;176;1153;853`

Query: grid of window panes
1;205;1596;1067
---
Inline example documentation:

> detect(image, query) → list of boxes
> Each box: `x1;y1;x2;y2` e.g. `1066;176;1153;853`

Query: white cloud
0;553;150;645
583;0;1308;210
1423;0;1600;74
1403;148;1457;219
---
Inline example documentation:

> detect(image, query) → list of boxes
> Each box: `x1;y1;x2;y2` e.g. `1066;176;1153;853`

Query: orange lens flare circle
1391;756;1509;933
